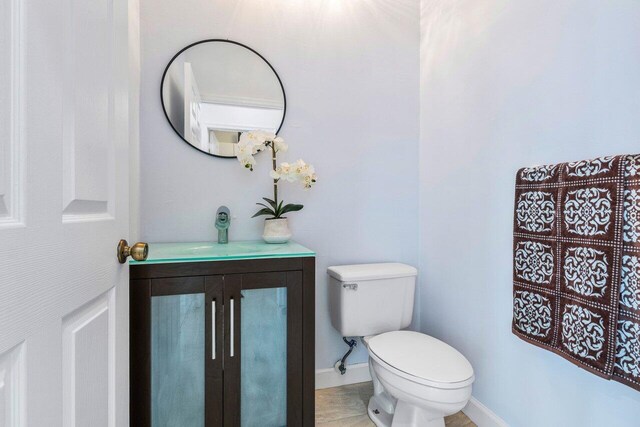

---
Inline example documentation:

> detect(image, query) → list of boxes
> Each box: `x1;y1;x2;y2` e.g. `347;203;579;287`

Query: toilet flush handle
343;283;358;291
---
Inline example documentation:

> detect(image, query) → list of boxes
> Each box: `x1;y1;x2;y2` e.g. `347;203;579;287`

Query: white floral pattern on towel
623;189;640;243
562;304;606;361
621;256;640;311
564;188;612;236
566;156;615;178
563;247;609;297
516;192;556;233
616;320;640;378
513;291;552;338
521;165;557;182
515;241;554;285
625;155;640;178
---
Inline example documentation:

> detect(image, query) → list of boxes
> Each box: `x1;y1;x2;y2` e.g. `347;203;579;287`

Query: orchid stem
272;143;278;208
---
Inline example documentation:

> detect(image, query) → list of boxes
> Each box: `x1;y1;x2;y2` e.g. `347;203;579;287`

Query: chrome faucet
215;206;231;244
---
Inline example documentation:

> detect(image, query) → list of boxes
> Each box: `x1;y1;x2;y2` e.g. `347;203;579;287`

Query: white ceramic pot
262;218;292;244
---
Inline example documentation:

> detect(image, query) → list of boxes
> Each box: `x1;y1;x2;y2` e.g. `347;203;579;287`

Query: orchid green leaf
252;208;275;218
281;204;304;214
262;197;277;209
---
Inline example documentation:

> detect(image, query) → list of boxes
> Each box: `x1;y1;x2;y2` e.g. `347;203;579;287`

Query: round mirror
161;40;286;158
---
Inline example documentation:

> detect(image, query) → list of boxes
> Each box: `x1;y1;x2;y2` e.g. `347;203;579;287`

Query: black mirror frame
160;39;287;159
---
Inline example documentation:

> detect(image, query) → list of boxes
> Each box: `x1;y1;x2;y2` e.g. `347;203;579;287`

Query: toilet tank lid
327;263;417;282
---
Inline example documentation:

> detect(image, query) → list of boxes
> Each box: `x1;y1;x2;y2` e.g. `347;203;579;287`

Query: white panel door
184;62;203;148
0;0;134;425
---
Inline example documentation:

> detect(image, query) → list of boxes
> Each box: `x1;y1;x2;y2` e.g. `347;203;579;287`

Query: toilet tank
327;263;417;337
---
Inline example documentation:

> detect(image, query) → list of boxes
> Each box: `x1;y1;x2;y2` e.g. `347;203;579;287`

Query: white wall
420;1;640;425
140;0;420;369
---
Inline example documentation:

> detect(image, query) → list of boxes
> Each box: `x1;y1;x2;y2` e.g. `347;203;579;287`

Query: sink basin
129;240;315;265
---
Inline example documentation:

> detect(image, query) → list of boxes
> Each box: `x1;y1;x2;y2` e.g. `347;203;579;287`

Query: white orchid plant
235;130;317;219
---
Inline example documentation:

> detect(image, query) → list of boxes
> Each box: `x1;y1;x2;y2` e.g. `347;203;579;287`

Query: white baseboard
463;396;508;427
315;362;372;389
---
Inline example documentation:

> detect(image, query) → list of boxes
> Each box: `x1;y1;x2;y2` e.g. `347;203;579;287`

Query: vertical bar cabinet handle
211;299;216;360
230;297;235;357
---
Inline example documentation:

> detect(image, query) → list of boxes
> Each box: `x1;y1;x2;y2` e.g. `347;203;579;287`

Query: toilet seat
367;331;474;390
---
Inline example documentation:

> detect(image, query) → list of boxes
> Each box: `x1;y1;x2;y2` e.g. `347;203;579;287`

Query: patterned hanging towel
512;154;640;391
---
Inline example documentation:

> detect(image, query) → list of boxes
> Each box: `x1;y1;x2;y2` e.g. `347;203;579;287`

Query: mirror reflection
161;40;286;158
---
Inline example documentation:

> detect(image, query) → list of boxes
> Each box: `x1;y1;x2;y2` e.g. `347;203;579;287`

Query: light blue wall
140;0;420;370
419;1;640;425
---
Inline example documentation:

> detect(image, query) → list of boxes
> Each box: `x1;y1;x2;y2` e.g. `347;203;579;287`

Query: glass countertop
129;240;315;265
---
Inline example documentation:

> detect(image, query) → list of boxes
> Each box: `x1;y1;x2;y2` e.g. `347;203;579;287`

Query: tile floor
315;382;475;426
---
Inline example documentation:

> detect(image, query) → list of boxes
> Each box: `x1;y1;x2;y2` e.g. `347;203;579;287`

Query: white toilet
328;263;474;427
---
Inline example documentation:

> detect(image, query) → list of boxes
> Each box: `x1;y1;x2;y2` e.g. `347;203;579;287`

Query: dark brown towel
512;154;640;391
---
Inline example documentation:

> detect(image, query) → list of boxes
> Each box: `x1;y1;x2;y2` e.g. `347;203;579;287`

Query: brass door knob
117;239;149;264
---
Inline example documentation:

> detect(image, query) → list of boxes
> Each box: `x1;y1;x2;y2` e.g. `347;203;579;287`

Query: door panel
224;272;303;427
61;0;113;220
150;277;205;427
62;291;115;427
0;343;25;426
151;293;205;427
0;0;133;425
183;62;202;148
142;276;225;427
240;287;288;427
0;0;22;226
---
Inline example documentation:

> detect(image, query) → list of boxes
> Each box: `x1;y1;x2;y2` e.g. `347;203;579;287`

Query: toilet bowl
327;263;475;427
364;331;474;427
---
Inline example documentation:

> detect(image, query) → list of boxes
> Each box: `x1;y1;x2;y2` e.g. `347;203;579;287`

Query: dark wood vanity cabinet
130;256;315;426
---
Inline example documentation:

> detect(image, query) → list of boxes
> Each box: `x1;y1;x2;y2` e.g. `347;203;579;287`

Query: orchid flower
237;131;317;219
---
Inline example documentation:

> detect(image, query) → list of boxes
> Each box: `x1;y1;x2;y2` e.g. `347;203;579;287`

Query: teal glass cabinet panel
151;293;205;427
241;287;288;427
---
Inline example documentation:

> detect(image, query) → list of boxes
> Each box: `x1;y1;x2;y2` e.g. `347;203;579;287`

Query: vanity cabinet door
130;259;315;427
224;272;303;427
146;276;224;427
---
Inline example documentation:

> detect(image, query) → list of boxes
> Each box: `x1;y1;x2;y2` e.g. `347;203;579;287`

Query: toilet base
392;400;445;427
367;395;445;427
368;395;393;427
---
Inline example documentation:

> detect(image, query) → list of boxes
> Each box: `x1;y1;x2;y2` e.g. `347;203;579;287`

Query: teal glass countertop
129;240;315;265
